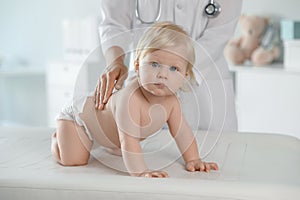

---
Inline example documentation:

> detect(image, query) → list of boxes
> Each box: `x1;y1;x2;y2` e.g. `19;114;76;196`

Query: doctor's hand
185;159;219;173
94;62;128;110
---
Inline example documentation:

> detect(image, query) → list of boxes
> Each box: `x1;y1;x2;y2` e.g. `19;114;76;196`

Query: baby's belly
79;97;120;148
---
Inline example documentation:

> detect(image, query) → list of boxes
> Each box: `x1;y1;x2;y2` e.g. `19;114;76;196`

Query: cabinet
0;68;46;126
46;61;102;127
230;64;300;139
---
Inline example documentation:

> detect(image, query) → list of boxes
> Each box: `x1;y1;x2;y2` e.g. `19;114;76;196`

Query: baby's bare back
79;97;120;148
79;78;176;148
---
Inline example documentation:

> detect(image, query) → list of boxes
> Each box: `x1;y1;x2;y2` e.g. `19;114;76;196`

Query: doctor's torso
119;0;212;70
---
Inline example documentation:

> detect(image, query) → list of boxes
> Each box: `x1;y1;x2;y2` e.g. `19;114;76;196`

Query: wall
0;0;101;126
1;0;299;127
1;0;299;70
241;0;300;20
0;72;46;126
0;0;101;69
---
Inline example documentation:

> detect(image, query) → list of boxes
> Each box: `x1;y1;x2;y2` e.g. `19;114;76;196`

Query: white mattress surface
0;127;299;200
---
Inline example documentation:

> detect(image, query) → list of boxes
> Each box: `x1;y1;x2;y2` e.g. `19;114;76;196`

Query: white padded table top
0;127;299;200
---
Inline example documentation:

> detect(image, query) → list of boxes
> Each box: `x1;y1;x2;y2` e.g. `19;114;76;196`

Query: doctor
95;0;242;132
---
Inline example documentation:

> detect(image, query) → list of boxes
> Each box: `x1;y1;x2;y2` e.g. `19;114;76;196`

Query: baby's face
137;49;188;96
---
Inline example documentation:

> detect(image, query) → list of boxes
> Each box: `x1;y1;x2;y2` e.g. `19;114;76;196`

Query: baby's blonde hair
135;22;195;82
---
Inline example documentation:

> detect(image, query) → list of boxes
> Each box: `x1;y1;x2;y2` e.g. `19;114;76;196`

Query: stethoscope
135;0;221;24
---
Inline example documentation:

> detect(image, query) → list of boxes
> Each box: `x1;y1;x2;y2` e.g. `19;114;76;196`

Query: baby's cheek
139;69;156;84
168;75;185;91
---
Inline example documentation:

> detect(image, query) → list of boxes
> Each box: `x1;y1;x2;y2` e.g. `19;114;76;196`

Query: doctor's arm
94;46;128;109
95;0;133;109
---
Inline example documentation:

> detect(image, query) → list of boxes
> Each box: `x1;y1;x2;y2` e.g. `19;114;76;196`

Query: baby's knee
51;133;60;160
53;146;89;166
51;133;89;166
59;157;89;166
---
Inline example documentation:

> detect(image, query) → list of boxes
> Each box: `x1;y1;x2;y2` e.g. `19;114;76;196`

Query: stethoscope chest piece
205;0;221;18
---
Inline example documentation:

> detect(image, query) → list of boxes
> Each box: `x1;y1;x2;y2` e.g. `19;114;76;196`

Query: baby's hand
139;170;169;178
185;159;219;173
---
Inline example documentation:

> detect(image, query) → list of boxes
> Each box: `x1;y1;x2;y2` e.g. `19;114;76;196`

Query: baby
51;22;219;178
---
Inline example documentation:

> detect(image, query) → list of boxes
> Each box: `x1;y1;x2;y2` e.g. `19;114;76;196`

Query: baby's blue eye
151;62;160;68
169;66;178;71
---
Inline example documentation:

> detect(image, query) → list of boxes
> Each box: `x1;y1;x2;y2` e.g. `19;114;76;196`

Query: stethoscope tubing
135;0;162;24
135;0;220;24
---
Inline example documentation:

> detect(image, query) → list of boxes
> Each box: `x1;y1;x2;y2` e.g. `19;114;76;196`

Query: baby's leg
51;120;92;166
105;148;122;156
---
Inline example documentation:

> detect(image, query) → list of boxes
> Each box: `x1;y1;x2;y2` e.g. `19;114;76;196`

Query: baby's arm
118;129;147;176
115;93;168;177
118;129;168;177
167;99;218;172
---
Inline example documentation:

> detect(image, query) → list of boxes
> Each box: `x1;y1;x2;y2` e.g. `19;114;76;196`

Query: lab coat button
136;19;141;25
176;4;182;10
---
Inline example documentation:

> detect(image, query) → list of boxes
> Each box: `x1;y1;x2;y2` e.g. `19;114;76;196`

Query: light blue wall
0;0;101;68
242;0;300;20
0;0;101;127
1;0;299;127
1;0;299;69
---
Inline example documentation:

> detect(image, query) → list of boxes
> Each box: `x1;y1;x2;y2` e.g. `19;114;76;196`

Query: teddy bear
224;14;281;66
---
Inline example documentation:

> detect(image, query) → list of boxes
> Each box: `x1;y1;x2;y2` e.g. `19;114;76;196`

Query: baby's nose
156;66;168;79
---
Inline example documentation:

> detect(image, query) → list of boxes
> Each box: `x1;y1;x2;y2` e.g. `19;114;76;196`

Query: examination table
0;127;299;200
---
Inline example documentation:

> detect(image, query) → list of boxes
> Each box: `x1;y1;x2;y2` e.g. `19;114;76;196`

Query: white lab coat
98;0;242;132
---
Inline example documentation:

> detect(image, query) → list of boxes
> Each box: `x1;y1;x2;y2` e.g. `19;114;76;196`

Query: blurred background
0;0;299;138
0;0;101;127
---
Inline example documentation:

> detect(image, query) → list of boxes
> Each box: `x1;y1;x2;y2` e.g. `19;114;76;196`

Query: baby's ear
185;69;189;78
239;14;246;23
134;60;139;71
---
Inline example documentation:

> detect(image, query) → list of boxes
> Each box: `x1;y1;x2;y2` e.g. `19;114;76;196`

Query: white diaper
56;96;93;141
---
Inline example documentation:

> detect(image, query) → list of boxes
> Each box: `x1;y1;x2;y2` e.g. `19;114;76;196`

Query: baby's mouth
154;83;165;89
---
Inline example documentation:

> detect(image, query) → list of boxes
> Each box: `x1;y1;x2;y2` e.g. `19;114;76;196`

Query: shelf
233;63;300;138
0;67;45;77
229;63;300;75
